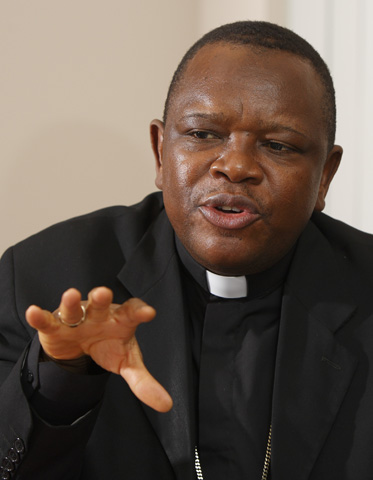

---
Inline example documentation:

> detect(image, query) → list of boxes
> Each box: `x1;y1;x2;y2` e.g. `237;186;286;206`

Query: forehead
168;43;325;140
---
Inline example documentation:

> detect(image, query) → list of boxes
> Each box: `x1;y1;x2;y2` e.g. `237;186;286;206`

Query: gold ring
57;305;86;328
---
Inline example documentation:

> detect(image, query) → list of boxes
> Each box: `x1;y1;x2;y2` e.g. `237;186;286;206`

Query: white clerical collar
206;270;247;299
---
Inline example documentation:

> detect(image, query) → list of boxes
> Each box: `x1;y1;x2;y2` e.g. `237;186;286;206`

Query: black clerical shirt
26;236;294;479
176;238;294;479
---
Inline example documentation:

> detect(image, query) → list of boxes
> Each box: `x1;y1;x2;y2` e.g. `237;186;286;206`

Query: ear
150;119;165;190
314;145;343;212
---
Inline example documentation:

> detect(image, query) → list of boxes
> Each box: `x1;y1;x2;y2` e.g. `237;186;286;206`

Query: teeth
219;206;242;213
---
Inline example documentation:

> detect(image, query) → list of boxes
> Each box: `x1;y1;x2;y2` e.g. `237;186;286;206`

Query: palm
26;287;172;413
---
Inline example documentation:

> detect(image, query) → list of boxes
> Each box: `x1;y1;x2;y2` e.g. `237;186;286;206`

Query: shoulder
311;211;373;253
2;192;165;310
311;211;373;285
10;192;164;256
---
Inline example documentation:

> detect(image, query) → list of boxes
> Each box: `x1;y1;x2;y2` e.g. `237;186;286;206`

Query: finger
58;288;84;327
118;338;172;412
25;305;58;333
120;363;173;413
86;287;113;322
114;298;156;328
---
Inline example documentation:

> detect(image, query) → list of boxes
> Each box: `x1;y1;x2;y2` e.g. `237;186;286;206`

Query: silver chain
194;424;272;480
194;447;203;480
261;424;272;480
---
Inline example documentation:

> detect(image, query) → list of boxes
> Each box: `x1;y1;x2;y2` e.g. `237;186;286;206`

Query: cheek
161;159;198;229
162;150;207;200
174;162;195;191
162;164;192;207
269;167;322;219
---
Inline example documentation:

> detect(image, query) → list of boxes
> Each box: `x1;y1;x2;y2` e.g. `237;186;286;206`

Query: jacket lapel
115;205;358;479
116;210;195;480
271;221;358;479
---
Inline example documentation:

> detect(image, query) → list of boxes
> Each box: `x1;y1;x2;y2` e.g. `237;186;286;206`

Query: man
0;20;372;480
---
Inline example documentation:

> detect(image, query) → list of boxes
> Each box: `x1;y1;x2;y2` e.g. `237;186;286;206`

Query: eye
268;142;288;151
265;141;296;153
190;131;218;140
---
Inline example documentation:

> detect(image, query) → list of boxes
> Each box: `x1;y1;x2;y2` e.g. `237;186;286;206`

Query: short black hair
163;20;336;150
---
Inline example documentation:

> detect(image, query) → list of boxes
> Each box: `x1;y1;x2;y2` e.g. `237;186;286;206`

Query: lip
199;193;260;230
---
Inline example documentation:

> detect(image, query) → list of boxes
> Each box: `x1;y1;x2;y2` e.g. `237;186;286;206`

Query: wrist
39;349;94;374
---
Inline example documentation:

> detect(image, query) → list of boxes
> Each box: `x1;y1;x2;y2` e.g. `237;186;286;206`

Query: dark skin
151;43;342;275
26;42;342;412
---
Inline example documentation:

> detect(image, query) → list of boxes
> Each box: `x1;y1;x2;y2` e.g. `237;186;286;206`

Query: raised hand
25;287;173;413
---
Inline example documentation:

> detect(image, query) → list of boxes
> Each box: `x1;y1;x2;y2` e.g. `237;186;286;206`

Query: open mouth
199;193;260;229
199;205;259;229
215;206;243;214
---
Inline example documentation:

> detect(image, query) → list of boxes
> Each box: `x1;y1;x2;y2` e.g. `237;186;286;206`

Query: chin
183;232;271;275
195;251;256;276
196;242;286;275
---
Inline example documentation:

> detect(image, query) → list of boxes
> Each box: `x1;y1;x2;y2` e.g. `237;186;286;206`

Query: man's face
151;43;342;275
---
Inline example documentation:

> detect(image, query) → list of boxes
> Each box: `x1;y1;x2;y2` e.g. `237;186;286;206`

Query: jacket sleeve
0;247;34;476
0;247;106;480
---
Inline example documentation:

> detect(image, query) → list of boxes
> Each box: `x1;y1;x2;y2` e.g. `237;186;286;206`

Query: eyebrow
180;112;226;122
264;121;308;139
180;113;308;139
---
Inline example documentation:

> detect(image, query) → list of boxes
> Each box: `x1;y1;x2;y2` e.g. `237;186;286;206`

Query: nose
210;136;263;183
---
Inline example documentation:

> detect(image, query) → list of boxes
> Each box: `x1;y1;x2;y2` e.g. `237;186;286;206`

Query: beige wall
1;0;199;254
197;0;287;33
288;0;373;234
5;1;369;257
1;0;289;255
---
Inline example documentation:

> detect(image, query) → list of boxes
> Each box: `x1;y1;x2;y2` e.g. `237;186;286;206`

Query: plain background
1;0;372;256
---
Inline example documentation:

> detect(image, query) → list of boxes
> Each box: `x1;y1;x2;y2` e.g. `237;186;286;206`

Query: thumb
119;343;173;412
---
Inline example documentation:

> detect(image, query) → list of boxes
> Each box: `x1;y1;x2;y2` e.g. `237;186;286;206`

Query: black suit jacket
0;192;373;479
